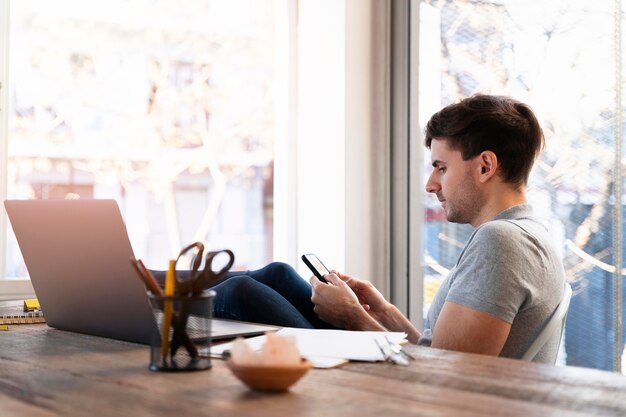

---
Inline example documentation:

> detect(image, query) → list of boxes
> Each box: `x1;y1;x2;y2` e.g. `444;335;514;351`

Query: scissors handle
192;249;235;293
174;242;205;295
206;249;235;276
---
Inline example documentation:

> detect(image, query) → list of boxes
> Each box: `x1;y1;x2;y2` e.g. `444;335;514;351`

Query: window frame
389;0;425;328
0;0;26;300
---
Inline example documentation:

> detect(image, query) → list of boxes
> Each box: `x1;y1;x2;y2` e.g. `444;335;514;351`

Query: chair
522;282;573;363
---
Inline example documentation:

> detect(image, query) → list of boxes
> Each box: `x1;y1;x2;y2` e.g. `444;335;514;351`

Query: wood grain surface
1;325;625;417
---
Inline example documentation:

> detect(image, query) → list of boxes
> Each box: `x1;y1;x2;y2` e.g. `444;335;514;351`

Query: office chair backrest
522;282;572;363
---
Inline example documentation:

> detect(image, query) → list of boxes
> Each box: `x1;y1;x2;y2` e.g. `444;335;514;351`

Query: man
166;94;564;362
309;94;566;362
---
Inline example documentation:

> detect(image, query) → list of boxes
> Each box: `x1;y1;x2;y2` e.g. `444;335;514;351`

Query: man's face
425;139;485;225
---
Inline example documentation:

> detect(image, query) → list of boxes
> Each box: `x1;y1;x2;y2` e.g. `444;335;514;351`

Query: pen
375;338;409;366
138;259;164;295
384;336;415;360
129;258;162;295
160;260;176;363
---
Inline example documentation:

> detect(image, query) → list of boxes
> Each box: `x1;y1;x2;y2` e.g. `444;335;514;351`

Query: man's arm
431;301;511;355
372;302;421;344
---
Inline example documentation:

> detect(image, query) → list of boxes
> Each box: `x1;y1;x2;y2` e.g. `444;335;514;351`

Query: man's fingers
323;272;339;285
309;275;322;287
335;271;361;289
335;271;350;281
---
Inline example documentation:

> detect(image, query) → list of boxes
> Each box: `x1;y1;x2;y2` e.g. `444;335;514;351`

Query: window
1;1;380;302
417;0;625;371
2;0;278;285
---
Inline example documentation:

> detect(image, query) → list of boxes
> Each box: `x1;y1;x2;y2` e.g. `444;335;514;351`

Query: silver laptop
5;199;158;344
4;199;278;344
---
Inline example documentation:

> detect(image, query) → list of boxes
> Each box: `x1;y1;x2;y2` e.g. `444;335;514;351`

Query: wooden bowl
226;358;312;392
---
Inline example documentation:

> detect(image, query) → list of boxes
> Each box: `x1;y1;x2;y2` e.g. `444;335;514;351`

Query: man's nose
425;174;439;193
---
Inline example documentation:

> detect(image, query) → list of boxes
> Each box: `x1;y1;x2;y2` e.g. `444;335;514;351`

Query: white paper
277;328;406;361
210;327;407;367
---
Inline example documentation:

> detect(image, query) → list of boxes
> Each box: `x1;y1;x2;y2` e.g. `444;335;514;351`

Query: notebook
0;301;46;325
4;199;277;344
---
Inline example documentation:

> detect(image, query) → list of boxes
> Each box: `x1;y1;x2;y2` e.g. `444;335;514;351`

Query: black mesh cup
148;290;216;372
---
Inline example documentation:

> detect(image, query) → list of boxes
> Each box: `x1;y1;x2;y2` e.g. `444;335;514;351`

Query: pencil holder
148;290;216;372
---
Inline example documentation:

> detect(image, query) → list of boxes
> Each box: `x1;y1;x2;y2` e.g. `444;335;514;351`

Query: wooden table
1;325;626;417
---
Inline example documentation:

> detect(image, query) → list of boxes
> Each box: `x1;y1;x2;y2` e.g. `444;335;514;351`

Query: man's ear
477;151;498;183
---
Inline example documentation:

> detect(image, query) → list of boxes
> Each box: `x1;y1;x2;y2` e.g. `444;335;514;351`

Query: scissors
174;242;235;296
170;242;235;358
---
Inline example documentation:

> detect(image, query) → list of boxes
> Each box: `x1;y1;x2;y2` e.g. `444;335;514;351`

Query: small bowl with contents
226;357;311;392
225;333;311;393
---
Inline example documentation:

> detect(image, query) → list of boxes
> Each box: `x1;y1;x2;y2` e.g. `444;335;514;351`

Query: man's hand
309;273;386;331
333;271;391;323
310;272;422;343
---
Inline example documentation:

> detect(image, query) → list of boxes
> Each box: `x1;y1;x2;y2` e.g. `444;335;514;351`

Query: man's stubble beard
445;172;485;225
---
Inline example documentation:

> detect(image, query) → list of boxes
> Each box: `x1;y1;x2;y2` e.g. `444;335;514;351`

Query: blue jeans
151;262;332;328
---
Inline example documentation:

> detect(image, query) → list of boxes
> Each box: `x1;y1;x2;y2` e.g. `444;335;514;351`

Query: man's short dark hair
424;94;545;186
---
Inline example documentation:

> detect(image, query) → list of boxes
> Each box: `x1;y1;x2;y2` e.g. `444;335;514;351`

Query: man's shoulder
460;221;523;261
473;218;526;241
469;217;558;265
469;216;550;254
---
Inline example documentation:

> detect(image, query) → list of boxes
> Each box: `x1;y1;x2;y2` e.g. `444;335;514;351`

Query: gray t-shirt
419;204;565;363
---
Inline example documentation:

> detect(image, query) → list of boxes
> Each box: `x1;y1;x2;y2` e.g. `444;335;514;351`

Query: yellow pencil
160;260;176;363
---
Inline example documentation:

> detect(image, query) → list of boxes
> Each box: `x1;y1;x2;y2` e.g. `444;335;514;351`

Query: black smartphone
301;253;331;283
